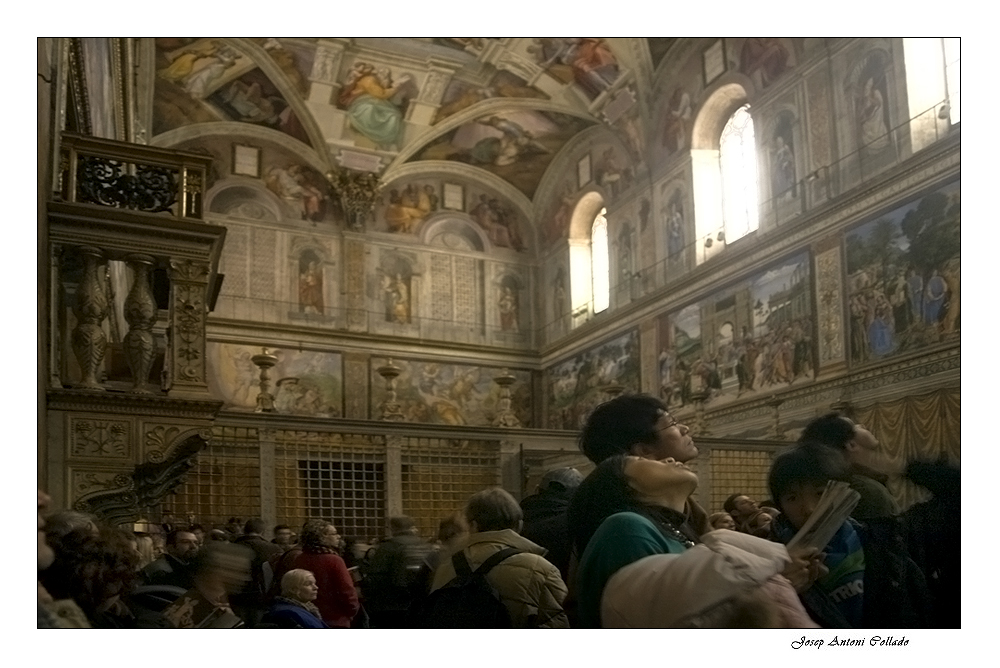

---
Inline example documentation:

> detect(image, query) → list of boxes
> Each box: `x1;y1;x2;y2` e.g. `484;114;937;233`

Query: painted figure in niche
619;224;635;284
470;195;525;251
567;38;621;97
471;116;550;167
182;47;239;100
298;253;324;315
337;62;417;148
384;184;433;233
739;38;790;89
498;285;519;332
857;75;891;152
595;148;630;199
665;193;685;259
381;272;411;324
553;267;568;319
639;198;651;232
661;87;692;153
265;165;328;223
547;183;576;245
772;134;796;200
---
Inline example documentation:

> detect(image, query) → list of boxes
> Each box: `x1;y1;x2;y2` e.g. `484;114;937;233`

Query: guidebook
786;480;861;553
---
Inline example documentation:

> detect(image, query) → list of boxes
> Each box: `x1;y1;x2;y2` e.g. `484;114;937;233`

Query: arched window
904;38;960;153
719;104;759;243
591;207;610;313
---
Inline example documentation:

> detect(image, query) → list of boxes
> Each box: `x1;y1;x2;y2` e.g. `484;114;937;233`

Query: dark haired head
465;487;522;532
244;518;266;535
798;413;855;450
579;394;667;464
389;515;415;535
436;513;467;543
40;525;140;621
723;494;745;514
768;442;851;512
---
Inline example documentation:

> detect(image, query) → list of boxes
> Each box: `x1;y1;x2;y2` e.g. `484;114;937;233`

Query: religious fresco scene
336;59;421;150
657;251;814;410
526;38;623;100
152;38;312;146
433;70;548;125
728;38;797;91
372;177;529;252
845;179;960;365
207;343;343;416
182;135;336;224
369;358;531;426
546;329;640;430
412;110;593;199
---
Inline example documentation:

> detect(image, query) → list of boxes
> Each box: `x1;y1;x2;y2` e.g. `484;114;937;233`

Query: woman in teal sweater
570;454;699;627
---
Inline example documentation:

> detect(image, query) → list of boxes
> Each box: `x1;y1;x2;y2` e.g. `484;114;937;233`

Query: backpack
408;547;522;628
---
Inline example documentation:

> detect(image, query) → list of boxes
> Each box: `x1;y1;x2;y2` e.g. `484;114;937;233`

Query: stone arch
419;212;488;252
206;178;282;222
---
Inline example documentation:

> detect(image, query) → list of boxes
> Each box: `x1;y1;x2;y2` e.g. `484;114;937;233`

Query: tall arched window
591;207;610;313
719;104;759;243
904;38;960;153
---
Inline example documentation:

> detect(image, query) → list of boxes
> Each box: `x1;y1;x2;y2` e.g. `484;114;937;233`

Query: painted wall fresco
413;110;593;199
527;38;623;100
845;179;960;365
434;71;548;125
208;343;343;416
369;358;531;426
546;329;640;430
372;177;529;252
729;38;797;91
657;252;814;410
153;39;311;146
189;135;336;224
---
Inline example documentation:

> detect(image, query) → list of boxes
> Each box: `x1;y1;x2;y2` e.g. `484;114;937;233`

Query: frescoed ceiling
148;38;655;202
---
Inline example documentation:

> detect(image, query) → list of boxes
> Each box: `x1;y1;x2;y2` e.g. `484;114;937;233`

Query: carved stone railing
48;134;226;397
56;132;211;219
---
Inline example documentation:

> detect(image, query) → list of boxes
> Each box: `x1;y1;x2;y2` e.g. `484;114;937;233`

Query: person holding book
768;442;932;628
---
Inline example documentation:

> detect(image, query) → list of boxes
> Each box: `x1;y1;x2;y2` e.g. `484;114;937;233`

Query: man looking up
798;412;899;520
577;394;708;535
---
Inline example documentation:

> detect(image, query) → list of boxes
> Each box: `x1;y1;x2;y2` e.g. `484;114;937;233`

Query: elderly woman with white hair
262;569;329;628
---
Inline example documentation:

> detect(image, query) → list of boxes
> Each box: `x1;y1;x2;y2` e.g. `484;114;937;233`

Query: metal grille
708;448;774;514
170;426;261;528
402;438;501;539
274;430;386;542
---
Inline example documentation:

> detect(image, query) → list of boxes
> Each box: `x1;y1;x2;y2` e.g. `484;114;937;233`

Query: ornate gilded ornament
325;167;383;232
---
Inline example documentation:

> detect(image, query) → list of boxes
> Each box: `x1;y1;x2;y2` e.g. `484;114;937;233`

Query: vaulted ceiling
148;38;679;208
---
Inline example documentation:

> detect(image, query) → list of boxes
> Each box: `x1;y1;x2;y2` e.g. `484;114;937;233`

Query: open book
786;480;861;553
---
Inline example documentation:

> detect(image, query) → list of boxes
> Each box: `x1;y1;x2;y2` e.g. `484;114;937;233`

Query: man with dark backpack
417;487;569;628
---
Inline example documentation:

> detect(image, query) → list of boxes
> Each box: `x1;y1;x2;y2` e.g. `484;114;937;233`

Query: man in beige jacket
430;487;569;628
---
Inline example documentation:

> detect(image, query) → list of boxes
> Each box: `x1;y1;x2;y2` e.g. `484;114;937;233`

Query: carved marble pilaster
167;259;211;397
815;246;846;367
70;246;108;389
122;253;157;393
345;238;367;332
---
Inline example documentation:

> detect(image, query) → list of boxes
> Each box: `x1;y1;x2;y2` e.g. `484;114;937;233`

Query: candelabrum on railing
376;358;406;421
251;347;278;412
492;368;521;428
764;394;786;440
325;167;383;232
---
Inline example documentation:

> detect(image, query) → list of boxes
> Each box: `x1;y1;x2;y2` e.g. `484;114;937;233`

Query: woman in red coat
291;520;359;627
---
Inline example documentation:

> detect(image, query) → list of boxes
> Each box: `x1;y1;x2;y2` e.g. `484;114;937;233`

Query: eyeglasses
656;415;679;431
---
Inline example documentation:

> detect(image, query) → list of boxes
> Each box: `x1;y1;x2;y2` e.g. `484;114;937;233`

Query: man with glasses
577;394;706;534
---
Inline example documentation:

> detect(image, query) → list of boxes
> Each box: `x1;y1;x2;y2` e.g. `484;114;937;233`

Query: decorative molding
70;417;130;458
47;388;223;418
815;246;845;364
